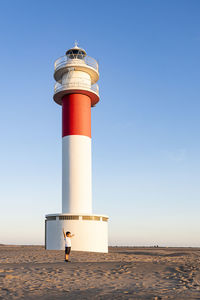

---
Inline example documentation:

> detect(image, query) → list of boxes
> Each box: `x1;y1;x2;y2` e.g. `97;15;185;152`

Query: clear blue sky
0;0;199;246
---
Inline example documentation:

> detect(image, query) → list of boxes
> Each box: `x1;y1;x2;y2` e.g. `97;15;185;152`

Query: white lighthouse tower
45;43;109;253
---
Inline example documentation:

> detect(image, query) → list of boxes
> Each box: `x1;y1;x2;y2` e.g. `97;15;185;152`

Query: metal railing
54;55;99;73
54;82;99;96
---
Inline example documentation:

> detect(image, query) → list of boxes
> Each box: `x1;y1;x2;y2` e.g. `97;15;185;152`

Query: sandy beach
0;245;200;299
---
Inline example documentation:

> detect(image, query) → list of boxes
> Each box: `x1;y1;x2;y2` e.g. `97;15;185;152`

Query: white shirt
64;236;71;247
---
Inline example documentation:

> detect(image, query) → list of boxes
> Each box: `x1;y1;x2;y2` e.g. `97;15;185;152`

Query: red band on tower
62;93;91;138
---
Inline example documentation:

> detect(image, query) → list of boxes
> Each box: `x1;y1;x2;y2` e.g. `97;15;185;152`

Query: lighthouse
45;43;109;253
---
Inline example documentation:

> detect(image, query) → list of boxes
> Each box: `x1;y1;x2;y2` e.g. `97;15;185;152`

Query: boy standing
62;229;75;262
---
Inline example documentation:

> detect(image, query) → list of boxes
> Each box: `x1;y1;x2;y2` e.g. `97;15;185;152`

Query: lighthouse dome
66;43;86;59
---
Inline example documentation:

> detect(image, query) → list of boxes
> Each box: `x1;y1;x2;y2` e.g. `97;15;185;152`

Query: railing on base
54;82;99;96
54;55;99;73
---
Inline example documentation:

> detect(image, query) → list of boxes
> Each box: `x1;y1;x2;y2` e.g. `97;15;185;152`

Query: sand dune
0;245;200;299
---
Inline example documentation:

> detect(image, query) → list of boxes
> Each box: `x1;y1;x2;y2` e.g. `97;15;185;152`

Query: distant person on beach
62;229;75;262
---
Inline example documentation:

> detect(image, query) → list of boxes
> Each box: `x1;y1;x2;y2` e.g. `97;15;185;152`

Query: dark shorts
65;247;71;255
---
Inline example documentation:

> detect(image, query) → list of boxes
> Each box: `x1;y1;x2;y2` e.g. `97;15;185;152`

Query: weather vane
74;40;78;47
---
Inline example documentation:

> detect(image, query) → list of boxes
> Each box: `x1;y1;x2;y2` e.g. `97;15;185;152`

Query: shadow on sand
117;251;188;257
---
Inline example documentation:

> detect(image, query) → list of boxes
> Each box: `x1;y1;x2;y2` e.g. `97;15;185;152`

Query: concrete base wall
45;214;108;253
